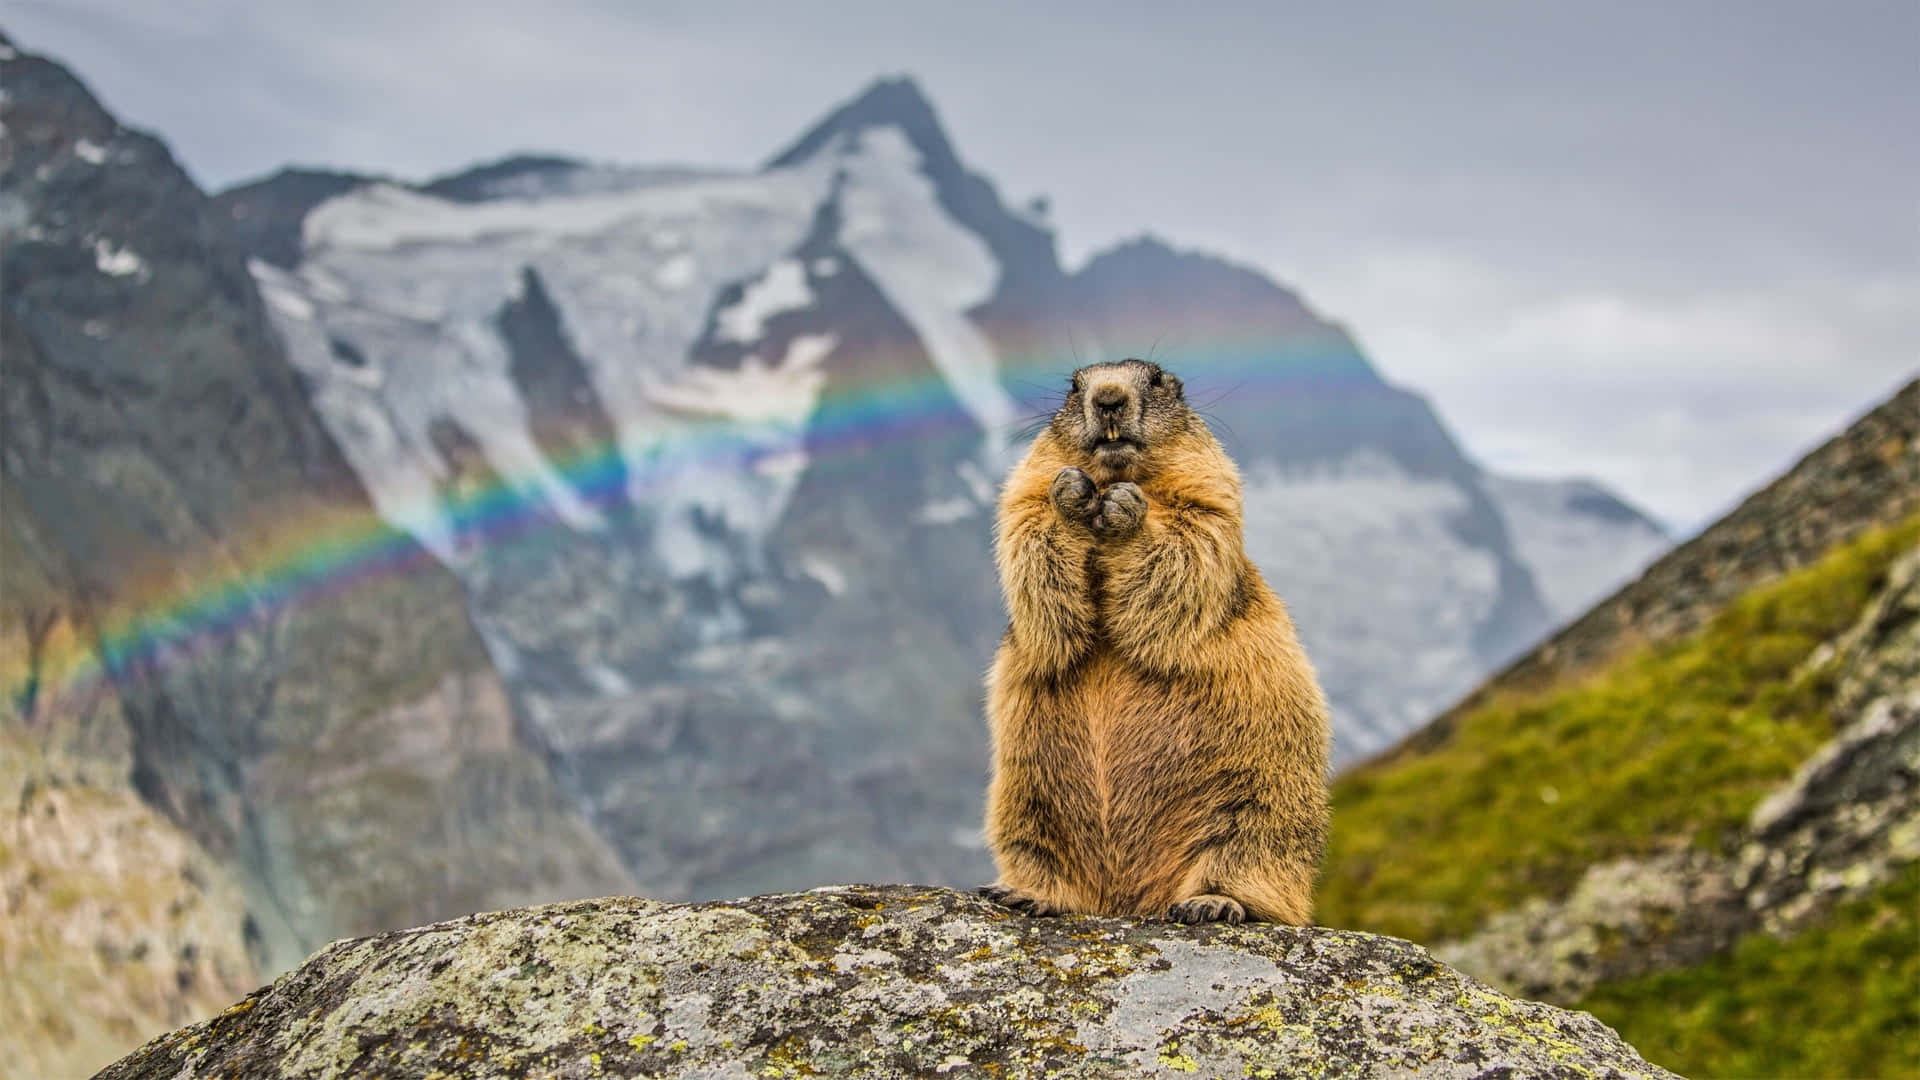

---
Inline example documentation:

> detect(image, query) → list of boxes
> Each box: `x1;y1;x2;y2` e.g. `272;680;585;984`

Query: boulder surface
98;885;1676;1079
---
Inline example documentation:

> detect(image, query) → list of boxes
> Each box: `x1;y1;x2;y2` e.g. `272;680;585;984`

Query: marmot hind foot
1167;894;1246;924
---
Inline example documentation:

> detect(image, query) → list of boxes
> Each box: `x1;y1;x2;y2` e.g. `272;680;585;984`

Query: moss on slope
1318;514;1920;944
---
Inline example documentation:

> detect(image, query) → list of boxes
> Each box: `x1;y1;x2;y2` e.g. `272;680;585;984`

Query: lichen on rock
99;885;1675;1079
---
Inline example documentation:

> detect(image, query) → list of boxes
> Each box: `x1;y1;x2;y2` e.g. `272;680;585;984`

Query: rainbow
6;329;1373;721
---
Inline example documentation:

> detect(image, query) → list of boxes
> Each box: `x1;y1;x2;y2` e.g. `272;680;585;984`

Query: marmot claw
978;883;1063;916
1091;482;1146;538
1168;895;1246;924
1049;467;1100;525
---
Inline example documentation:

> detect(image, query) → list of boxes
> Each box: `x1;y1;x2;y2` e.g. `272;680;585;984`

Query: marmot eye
1150;371;1165;388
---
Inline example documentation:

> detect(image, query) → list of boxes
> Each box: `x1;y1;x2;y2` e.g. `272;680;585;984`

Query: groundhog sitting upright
981;358;1330;925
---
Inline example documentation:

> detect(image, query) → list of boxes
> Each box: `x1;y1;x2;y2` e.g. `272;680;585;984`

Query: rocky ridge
0;28;631;1063
98;885;1676;1080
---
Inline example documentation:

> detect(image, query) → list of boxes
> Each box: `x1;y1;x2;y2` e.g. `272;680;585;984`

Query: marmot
981;358;1330;925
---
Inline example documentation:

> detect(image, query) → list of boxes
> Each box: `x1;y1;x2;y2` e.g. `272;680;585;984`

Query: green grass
1575;863;1920;1079
1317;513;1920;944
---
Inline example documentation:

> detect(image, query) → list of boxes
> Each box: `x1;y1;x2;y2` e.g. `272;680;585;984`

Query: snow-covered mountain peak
257;105;1030;593
767;76;955;176
221;72;1672;901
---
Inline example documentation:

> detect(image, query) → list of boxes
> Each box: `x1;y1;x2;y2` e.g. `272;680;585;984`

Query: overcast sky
8;0;1915;530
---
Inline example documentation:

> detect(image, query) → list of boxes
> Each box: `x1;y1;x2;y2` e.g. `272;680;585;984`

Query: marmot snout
982;358;1331;925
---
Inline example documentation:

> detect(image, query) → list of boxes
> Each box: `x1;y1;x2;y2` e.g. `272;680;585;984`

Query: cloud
7;0;1913;530
1290;249;1919;529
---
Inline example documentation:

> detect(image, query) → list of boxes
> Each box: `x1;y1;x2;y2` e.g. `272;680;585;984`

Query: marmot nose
1092;387;1128;412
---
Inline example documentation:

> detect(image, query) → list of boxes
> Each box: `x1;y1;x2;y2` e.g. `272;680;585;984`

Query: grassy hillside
1318;514;1919;1077
1574;862;1920;1080
1319;512;1920;944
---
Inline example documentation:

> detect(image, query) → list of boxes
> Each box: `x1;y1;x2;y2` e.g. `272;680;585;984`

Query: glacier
239;82;1671;900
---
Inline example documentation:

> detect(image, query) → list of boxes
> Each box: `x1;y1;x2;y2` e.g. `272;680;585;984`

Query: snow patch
645;334;836;584
298;264;354;303
73;139;107;165
955;459;997;504
477;628;523;678
645;333;834;425
262;283;315;321
1483;473;1669;621
1240;451;1502;762
714;259;812;344
833;126;1018;458
267;164;847;578
251;259;609;563
753;449;808;480
653;252;697;290
585;664;633;696
92;237;145;278
797;555;848;597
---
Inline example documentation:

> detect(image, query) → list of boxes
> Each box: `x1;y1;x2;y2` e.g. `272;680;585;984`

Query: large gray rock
100;885;1675;1079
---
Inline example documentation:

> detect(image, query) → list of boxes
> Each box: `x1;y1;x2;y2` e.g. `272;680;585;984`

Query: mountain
0;33;632;1076
1479;474;1670;621
3;36;1673;1071
217;76;1664;771
1318;379;1919;1077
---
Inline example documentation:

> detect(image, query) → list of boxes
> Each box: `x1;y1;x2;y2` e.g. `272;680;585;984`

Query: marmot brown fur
981;358;1330;925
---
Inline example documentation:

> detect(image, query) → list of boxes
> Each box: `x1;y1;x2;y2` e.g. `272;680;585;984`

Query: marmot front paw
1050;467;1100;525
1091;482;1146;539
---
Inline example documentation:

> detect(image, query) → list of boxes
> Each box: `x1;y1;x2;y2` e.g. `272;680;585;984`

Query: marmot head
1048;359;1196;479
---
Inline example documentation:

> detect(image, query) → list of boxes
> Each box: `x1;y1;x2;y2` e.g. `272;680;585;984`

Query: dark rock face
208;167;379;270
97;885;1677;1080
495;265;629;502
1054;235;1553;675
421;153;588;201
0;37;630;978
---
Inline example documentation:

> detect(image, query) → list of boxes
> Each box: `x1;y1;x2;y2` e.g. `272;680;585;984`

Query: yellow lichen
1159;1049;1200;1072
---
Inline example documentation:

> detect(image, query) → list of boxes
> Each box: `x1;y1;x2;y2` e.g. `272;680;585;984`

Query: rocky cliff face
0;33;631;1070
97;885;1676;1080
0;723;258;1080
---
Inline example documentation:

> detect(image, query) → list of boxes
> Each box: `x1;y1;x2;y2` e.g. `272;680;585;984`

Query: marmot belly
1045;648;1233;915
